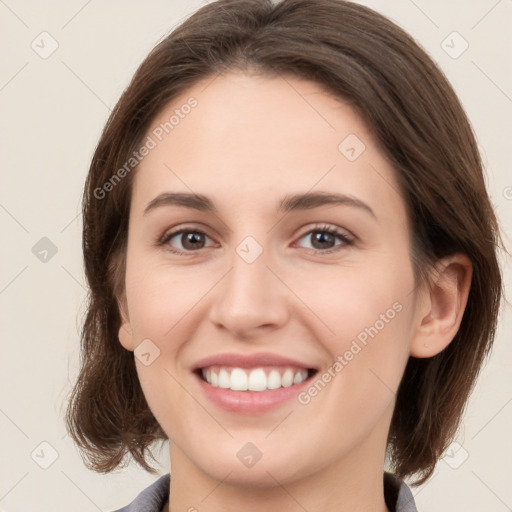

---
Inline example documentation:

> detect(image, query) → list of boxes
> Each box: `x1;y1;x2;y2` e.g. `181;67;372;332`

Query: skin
117;71;472;512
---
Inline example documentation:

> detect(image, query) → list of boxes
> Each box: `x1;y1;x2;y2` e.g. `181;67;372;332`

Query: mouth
195;365;318;392
192;352;320;413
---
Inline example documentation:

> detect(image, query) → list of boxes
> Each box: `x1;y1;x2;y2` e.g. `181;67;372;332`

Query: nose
207;243;290;339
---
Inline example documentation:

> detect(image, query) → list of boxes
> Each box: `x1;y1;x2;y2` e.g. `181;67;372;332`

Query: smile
193;352;319;413
200;366;311;392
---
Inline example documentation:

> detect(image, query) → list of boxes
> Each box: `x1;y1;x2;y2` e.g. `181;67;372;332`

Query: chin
185;439;320;490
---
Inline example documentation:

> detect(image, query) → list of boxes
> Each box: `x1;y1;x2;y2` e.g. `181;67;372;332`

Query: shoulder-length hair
66;0;503;486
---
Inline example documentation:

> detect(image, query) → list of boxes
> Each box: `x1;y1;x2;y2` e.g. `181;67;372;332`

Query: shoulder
111;474;170;512
384;472;418;512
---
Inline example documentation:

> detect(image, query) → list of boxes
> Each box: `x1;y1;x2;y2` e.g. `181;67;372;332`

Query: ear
117;293;135;352
410;254;472;358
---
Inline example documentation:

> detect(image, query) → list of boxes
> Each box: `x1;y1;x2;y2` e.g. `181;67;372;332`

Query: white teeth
201;367;309;392
248;368;267;391
230;368;248;390
293;369;308;384
281;368;294;387
218;368;230;389
267;369;282;389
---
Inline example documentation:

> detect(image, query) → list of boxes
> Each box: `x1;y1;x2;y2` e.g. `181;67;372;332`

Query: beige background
0;0;511;510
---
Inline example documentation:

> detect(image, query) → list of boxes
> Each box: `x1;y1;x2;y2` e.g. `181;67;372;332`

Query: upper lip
193;352;317;371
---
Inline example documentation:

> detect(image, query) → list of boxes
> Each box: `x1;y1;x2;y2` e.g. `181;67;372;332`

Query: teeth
248;368;267;391
281;368;294;387
201;367;309;392
218;368;230;389
230;368;248;391
210;369;219;387
293;370;305;384
267;369;281;389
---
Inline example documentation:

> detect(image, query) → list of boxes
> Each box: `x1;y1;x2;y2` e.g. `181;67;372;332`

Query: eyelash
158;223;354;256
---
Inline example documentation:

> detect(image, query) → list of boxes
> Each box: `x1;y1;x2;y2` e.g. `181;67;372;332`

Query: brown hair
65;0;503;485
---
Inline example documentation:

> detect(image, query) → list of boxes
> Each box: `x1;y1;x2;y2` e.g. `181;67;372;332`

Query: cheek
124;261;211;341
294;259;413;345
294;257;415;402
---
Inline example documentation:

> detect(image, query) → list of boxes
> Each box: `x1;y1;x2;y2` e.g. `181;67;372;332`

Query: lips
193;352;317;370
192;352;318;412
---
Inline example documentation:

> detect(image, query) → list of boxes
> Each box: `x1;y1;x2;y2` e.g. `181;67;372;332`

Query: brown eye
296;225;353;253
310;231;337;250
162;229;214;254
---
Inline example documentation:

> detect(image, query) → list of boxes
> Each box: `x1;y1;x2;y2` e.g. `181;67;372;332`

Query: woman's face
118;71;425;487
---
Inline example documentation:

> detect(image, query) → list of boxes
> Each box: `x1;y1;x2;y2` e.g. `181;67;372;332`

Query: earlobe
118;322;135;352
410;254;472;358
117;296;135;352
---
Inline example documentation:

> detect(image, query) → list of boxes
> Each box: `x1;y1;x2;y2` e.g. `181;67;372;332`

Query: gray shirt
112;472;418;511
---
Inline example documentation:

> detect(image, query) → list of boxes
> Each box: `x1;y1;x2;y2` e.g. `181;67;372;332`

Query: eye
295;224;354;253
160;228;216;254
158;223;354;256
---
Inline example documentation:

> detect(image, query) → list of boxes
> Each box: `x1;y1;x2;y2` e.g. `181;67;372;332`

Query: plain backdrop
0;1;511;511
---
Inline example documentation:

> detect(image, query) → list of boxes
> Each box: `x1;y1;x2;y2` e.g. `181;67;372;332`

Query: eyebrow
143;191;375;218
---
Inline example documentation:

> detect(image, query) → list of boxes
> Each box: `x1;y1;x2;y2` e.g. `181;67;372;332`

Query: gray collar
113;472;418;511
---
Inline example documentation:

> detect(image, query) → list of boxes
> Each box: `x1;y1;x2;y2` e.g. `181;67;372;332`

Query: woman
66;1;503;511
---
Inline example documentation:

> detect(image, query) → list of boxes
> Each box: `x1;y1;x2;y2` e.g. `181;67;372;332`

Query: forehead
131;71;405;222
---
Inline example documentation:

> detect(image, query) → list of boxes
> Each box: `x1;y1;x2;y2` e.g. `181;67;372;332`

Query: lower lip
194;372;314;414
